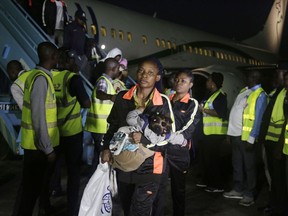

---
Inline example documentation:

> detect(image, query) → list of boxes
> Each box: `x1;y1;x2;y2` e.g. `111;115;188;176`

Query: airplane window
243;58;246;63
167;41;171;49
161;39;166;48
119;30;124;40
232;56;236;61
91;25;97;36
100;26;106;37
156;38;160;47
188;46;193;53
208;50;212;57
216;52;219;58
220;52;224;59
195;47;198;54
203;49;207;56
236;56;239;62
182;44;186;51
173;42;177;50
142;35;148;45
199;48;203;55
127;32;132;42
111;28;116;38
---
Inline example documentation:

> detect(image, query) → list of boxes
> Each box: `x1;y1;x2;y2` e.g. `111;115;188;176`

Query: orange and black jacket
102;86;173;183
166;93;201;171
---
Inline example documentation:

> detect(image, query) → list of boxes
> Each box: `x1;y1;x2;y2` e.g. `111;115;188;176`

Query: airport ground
0;141;271;216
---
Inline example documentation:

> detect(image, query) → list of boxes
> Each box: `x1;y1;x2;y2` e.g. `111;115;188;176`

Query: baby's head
148;112;172;136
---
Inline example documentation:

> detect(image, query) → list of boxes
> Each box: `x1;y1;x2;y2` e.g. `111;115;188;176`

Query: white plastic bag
79;162;117;216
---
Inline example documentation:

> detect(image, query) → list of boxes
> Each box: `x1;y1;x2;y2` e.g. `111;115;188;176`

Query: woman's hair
138;56;164;92
176;69;194;82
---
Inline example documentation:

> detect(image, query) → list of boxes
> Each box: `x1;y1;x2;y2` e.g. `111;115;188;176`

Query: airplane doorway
192;72;209;103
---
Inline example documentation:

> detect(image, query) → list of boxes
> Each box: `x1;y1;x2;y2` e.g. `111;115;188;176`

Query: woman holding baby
101;57;174;216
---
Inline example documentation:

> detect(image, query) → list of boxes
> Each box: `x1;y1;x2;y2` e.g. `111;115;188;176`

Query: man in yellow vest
198;72;228;192
51;48;91;215
224;70;267;207
258;63;288;214
18;42;59;215
85;58;120;173
283;73;288;215
7;60;28;110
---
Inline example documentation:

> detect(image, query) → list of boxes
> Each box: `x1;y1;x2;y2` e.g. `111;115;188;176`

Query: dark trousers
18;149;56;215
265;141;288;214
231;136;256;198
202;135;225;188
152;151;189;216
91;133;104;175
118;181;159;216
61;133;83;216
170;164;187;216
152;167;169;216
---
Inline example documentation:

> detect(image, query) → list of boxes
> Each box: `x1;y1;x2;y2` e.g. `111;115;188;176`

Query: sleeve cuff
247;136;255;144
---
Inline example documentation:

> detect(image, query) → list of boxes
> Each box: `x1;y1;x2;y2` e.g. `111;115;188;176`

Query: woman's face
137;61;160;89
174;73;193;94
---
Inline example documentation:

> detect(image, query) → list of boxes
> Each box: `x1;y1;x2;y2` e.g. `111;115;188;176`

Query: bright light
101;44;106;50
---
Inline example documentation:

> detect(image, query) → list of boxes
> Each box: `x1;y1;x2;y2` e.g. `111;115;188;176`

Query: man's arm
69;75;91;108
248;92;268;144
96;90;116;102
31;76;54;155
10;84;24;110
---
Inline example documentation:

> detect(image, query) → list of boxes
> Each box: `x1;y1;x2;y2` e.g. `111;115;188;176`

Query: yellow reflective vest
283;123;288;155
85;75;116;133
203;89;228;135
242;87;265;141
13;71;30;92
21;69;59;150
52;70;82;137
265;88;286;142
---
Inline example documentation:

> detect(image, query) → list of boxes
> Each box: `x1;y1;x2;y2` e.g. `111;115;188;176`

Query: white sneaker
223;190;243;199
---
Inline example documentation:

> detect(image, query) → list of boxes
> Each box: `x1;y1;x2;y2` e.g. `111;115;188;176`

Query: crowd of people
5;6;288;214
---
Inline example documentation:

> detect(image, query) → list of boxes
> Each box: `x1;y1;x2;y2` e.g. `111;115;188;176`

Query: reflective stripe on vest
52;70;82;136
203;89;228;135
13;71;31;92
241;87;264;141
283;124;288;155
21;69;59;150
85;75;116;133
265;88;286;142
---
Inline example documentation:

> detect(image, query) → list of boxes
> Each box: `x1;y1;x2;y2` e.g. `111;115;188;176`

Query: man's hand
245;142;254;152
101;149;112;164
131;132;142;144
47;151;56;163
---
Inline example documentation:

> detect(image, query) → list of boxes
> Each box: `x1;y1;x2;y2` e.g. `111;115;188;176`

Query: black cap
210;72;224;88
75;10;87;21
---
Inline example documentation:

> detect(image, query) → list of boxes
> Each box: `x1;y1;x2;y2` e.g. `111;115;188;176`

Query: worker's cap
75;10;87;21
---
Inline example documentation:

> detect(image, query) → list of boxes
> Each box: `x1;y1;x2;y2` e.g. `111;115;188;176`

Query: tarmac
0;144;271;216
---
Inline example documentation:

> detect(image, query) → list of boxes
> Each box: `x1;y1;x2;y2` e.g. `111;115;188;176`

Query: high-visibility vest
265;88;286;142
283;123;288;155
52;70;82;136
85;75;116;133
13;71;31;92
203;89;228;135
21;69;59;150
242;87;265;141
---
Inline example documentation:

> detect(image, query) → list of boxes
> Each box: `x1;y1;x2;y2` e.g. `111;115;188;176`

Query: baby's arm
168;132;187;146
126;108;144;126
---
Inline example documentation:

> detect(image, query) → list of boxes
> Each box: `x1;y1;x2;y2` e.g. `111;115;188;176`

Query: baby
110;108;186;172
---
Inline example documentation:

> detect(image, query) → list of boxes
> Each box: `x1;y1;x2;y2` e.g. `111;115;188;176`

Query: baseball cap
75;10;87;21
